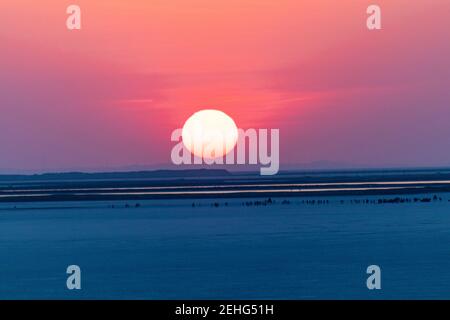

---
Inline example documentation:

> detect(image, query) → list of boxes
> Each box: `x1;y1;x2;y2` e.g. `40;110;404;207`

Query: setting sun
181;109;238;159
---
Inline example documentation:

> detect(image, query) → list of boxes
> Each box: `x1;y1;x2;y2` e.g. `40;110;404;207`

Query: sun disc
182;109;238;159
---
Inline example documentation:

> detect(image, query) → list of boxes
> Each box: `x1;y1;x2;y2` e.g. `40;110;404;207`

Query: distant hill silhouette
0;169;232;182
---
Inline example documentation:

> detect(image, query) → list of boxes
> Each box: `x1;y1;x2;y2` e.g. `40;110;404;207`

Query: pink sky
0;0;449;172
